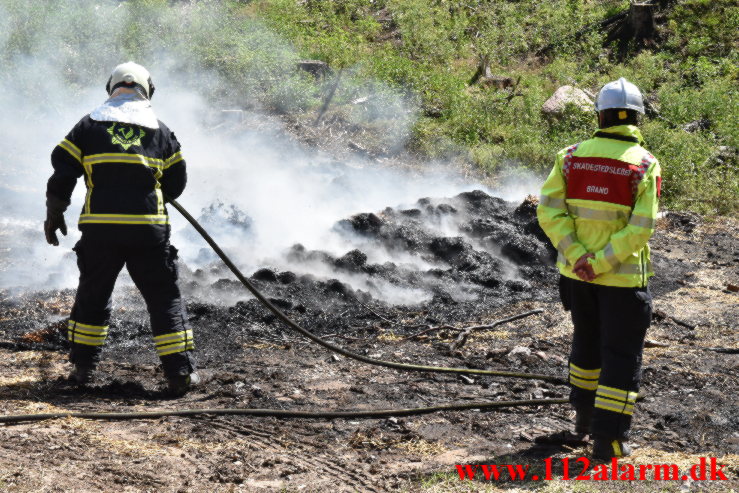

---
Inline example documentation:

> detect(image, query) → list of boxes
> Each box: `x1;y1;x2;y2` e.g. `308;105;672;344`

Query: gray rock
703;146;737;169
542;85;593;116
297;59;330;78
507;346;537;364
683;118;711;133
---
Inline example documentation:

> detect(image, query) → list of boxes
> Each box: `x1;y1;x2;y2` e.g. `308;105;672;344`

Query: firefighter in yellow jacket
537;78;661;459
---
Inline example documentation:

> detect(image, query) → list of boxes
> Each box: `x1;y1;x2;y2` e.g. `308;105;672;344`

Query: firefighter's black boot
68;364;94;385
167;372;200;397
592;437;632;460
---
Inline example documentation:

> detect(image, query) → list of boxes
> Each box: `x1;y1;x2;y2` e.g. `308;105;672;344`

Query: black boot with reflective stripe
592;437;632;460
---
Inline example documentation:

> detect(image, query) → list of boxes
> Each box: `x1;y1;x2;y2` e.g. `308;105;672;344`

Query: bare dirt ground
0;192;737;492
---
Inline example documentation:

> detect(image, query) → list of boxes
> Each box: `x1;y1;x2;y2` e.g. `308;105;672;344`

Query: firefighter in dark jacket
537;78;661;459
44;62;199;396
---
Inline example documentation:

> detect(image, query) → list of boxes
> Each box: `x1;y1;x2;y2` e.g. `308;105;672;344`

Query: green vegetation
248;0;738;215
1;0;736;214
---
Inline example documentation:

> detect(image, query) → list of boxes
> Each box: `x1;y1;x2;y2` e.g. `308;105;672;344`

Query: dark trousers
68;235;195;378
560;275;651;440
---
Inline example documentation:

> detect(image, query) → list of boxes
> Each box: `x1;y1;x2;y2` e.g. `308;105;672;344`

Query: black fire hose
0;398;568;424
167;197;565;385
0;199;571;425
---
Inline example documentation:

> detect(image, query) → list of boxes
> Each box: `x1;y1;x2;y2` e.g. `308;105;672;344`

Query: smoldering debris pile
1;190;559;359
184;190;557;313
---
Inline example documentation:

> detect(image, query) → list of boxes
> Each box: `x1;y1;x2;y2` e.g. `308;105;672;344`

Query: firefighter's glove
44;196;69;246
573;253;596;282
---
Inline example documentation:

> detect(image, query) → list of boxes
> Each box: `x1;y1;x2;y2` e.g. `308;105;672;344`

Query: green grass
251;0;738;215
1;0;735;214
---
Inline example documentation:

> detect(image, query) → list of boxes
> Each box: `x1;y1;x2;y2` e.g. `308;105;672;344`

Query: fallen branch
403;309;545;344
402;325;465;341
654;310;697;330
449;309;544;351
356;300;403;327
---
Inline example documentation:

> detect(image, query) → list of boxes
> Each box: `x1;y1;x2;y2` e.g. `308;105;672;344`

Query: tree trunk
630;2;657;46
605;1;658;55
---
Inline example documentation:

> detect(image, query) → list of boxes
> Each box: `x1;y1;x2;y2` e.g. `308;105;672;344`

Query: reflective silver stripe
67;331;106;346
83;153;164;169
154;329;194;356
569;363;601;378
616;263;640;274
597;385;630;401
603;243;620;268
568;204;626;222
569;376;598;390
557;252;567;266
569;363;600;390
154;330;194;345
154;329;192;345
154;329;195;356
539;195;566;209
79;214;169;225
68;325;109;337
164;151;184;169
597;385;638;403
557;233;576;253
157;341;195;356
629;214;656;229
68;320;109;345
595;397;634;415
59;139;82;163
615;260;651;275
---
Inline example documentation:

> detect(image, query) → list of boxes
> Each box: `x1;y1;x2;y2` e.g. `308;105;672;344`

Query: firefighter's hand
44;211;67;246
573;253;596;282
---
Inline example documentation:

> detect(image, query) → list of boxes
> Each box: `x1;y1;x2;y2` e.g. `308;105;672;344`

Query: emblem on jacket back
107;123;145;151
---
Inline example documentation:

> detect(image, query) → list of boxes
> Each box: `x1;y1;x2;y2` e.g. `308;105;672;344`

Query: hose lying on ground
0;200;570;425
168;197;565;384
0;398;569;424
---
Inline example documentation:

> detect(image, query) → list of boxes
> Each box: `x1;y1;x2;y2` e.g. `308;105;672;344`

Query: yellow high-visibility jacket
537;125;661;288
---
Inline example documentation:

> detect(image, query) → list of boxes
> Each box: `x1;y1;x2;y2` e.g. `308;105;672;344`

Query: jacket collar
593;125;644;145
89;93;159;129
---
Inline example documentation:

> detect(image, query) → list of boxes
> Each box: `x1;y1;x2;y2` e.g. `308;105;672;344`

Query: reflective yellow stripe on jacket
164;151;183;169
77;152;169;226
59;139;82;163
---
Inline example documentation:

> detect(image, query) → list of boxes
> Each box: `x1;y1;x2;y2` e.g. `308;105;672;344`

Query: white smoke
0;0;528;304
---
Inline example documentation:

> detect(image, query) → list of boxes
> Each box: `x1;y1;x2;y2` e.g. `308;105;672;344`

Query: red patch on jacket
565;156;639;207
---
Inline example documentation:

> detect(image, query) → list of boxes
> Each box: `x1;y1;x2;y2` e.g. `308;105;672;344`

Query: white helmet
594;77;644;114
106;61;155;99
